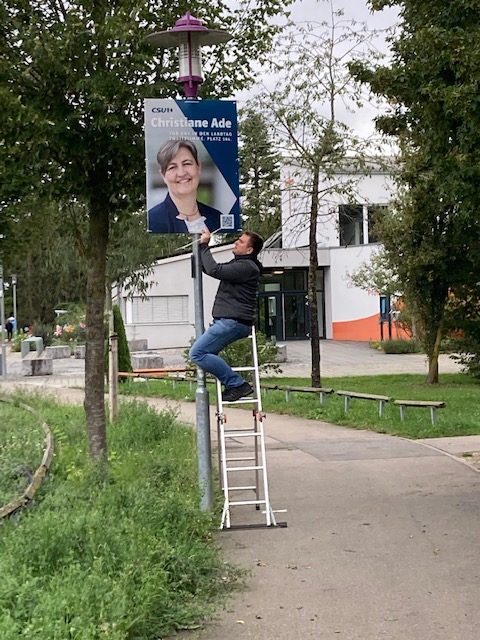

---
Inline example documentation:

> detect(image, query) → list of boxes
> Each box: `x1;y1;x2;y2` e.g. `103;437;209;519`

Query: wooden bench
118;366;194;380
261;383;334;404
336;390;391;417
394;400;445;425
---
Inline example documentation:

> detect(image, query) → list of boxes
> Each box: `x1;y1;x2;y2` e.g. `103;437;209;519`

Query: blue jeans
189;318;251;388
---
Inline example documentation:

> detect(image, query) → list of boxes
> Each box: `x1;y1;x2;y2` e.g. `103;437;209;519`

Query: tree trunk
425;324;443;384
309;163;321;387
84;202;109;460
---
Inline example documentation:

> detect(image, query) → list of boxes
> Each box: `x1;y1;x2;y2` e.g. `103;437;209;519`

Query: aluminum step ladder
215;326;285;530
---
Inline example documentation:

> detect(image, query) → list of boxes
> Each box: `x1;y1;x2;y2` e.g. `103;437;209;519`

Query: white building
117;161;397;350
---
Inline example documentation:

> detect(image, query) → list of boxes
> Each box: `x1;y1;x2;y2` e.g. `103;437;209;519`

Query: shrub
104;305;132;378
381;339;421;354
450;330;480;379
31;322;54;347
113;304;132;376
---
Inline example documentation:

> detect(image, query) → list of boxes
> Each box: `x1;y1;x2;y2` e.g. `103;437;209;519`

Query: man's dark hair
244;231;264;257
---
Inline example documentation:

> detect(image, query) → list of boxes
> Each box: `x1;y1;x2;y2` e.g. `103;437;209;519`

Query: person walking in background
147;139;222;234
189;229;264;402
6;314;15;341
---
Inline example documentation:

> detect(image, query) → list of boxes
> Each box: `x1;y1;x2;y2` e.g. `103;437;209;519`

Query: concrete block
45;345;72;359
21;337;44;358
276;344;287;363
74;345;86;359
128;339;148;352
131;353;164;369
22;355;53;376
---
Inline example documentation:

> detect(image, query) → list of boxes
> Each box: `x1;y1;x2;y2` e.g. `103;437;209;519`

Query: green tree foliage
0;198;87;328
351;0;480;383
0;0;292;460
238;107;281;240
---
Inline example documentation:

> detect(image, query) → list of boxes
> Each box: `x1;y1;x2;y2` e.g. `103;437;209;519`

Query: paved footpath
2;346;480;639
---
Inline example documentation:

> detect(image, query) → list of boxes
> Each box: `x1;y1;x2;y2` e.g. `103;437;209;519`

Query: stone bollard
131;353;164;369
45;345;72;359
74;345;86;359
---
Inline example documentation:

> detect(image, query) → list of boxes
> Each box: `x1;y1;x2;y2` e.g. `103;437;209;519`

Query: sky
234;0;400;140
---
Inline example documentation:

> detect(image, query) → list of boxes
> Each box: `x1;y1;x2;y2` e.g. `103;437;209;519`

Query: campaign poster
144;99;240;234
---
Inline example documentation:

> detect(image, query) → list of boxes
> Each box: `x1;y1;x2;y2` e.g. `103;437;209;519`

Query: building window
132;295;188;324
367;205;388;243
339;205;364;246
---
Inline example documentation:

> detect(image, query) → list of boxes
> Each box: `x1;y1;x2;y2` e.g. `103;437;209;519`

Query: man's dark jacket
199;244;262;324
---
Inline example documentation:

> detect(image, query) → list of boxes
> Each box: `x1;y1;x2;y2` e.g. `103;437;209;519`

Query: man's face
232;234;253;256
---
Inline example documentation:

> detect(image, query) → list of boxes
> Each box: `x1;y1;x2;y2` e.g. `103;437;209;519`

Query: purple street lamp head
146;12;232;99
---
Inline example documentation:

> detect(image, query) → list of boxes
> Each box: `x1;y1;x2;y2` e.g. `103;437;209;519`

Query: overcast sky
234;0;400;140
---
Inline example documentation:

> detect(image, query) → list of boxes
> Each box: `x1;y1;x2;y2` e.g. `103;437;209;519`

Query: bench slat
283;386;334;394
393;400;445;408
337;390;391;402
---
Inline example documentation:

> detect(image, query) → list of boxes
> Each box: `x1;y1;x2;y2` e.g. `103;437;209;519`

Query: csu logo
152;107;173;113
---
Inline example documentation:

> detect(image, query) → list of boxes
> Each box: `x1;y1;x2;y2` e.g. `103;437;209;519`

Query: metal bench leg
285;390;290;402
399;405;406;421
344;396;350;413
431;407;436;425
379;400;385;418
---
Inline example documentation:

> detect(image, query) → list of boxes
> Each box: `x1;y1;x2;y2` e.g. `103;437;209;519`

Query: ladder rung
226;456;256;461
229;499;266;506
223;431;261;438
227;465;264;472
222;397;259;405
232;366;256;372
228;485;257;491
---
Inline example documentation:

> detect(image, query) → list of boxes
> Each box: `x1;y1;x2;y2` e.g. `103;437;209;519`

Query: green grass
0;398;46;505
120;373;480;440
0;396;239;640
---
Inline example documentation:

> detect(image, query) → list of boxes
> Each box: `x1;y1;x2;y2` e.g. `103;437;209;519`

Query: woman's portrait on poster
147;139;222;234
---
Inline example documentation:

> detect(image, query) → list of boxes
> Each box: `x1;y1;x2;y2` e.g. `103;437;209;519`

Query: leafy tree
351;0;480;383
0;198;87;328
256;1;384;386
348;247;400;298
238;107;281;240
445;286;480;378
0;0;291;461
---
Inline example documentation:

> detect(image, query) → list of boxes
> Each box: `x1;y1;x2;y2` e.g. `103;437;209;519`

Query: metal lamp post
0;265;6;377
146;13;232;511
11;274;17;336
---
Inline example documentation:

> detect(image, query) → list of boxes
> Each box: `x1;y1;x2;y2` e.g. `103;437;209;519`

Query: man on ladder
189;228;264;402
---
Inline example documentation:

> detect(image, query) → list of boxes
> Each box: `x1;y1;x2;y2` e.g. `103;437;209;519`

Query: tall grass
0;399;45;505
0;398;238;639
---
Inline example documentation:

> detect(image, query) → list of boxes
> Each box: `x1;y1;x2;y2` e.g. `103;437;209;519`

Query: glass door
257;292;283;341
284;293;307;339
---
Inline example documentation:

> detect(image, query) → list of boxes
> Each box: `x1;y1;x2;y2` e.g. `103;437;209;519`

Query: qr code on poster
220;214;234;229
